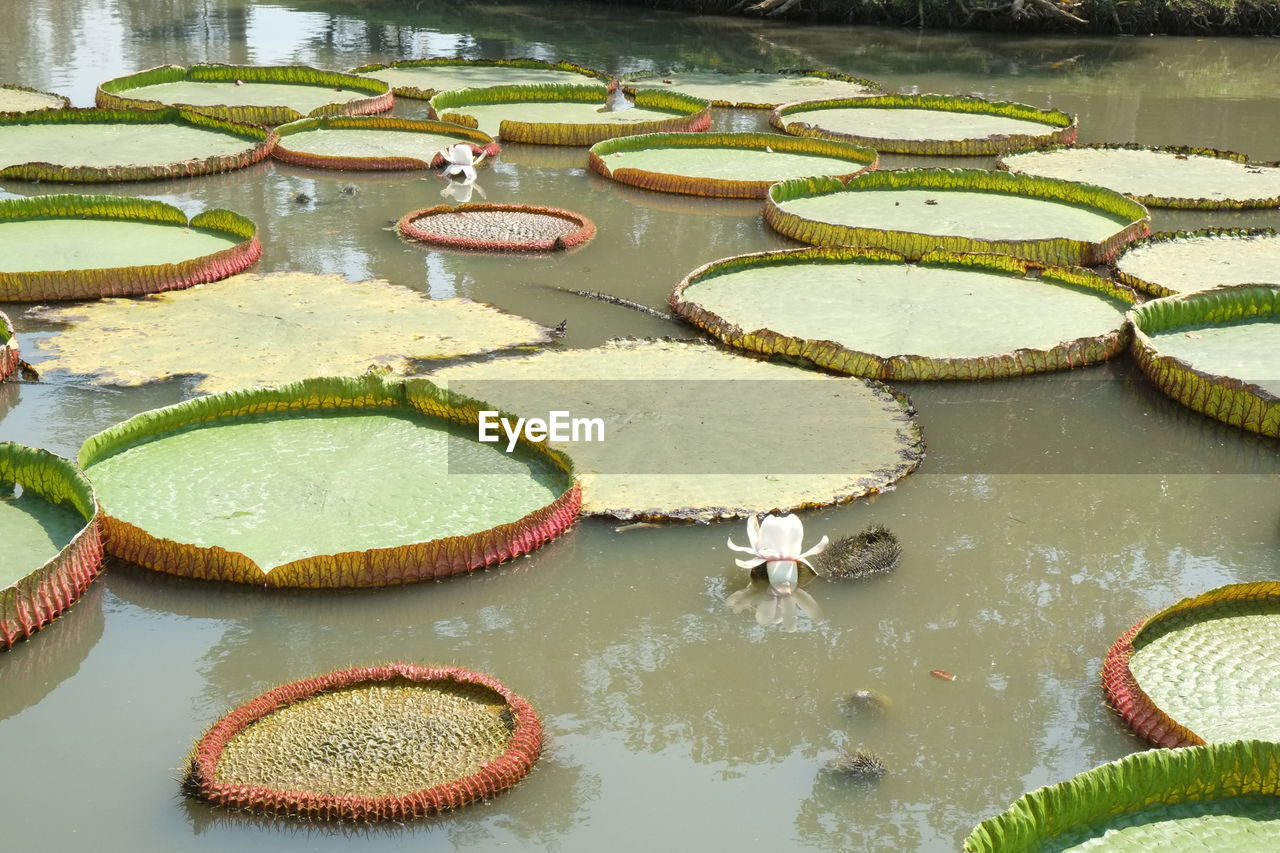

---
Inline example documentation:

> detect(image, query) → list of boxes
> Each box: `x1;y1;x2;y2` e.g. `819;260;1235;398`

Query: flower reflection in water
726;569;824;631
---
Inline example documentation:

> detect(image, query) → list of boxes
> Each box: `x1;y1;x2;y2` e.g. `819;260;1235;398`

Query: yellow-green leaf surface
428;339;922;521
623;70;879;108
1114;230;1280;296
0;84;69;113
353;58;606;99
36;272;551;394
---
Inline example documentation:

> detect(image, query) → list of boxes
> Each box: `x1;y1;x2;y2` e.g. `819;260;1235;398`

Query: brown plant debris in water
811;524;901;579
214;680;513;799
827;746;887;779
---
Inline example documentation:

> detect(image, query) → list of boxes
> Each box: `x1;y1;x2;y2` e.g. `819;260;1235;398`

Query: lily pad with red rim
0;309;16;382
350;57;610;100
272;115;498;171
622;69;880;109
397;204;596;252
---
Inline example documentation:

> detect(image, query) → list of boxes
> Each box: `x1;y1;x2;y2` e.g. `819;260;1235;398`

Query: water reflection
727;571;824;631
0;581;104;722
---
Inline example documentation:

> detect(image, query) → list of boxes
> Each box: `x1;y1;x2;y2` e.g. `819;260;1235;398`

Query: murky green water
1;1;1279;850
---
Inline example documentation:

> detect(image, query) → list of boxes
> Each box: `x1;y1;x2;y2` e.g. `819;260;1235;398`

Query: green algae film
0;220;241;273
685;263;1125;359
1150;319;1280;397
85;411;565;571
784;107;1055;142
448;102;689;137
0;492;85;586
0;123;253;170
1038;796;1280;852
113;80;371;112
601;146;863;182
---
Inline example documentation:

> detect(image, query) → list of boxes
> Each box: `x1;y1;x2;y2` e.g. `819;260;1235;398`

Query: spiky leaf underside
349;57;610;100
397;204;596;251
622;69;881;109
272;115;498;171
1113;228;1280;297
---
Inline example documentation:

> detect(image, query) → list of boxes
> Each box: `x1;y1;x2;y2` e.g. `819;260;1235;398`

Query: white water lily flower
438;143;486;183
727;513;828;593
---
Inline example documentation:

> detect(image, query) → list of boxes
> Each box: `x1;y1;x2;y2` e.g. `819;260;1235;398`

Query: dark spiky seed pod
812;525;901;580
827;747;887;779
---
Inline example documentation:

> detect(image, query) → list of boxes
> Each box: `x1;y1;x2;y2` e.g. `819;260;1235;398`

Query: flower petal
798;535;830;560
766;559;798;589
746;514;761;550
726;537;757;555
734;557;766;569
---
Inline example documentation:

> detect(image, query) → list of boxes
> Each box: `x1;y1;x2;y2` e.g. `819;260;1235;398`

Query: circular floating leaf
0;107;274;182
0;83;69;114
1114;228;1280;297
272;115;498;170
429;339;923;521
1128;285;1280;437
429;83;711;145
0;443;103;650
34;272;552;394
0;310;16;382
1103;582;1280;748
185;663;541;821
622;69;880;109
765;170;1151;266
96;64;393;126
397;204;595;252
0;194;260;302
770;93;1076;156
964;740;1280;852
79;374;581;588
350;57;610;100
587;131;877;198
999;144;1280;209
672;248;1134;380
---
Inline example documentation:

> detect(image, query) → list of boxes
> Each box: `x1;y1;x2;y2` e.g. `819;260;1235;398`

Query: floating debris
842;689;891;715
930;669;956;681
811;524;901;580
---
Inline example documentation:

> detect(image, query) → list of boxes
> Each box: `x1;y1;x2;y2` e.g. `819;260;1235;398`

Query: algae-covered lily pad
1;443;103;649
964;740;1280;852
0;107;274;182
429;83;711;145
96;64;393;126
0;309;16;382
1128;285;1280;437
771;93;1076;156
185;663;542;821
622;69;880;109
36;272;552;394
1114;228;1280;297
272;115;498;170
999;144;1280;209
0;195;260;302
429;339;923;521
672;248;1134;380
350;57;610;100
1103;581;1280;748
587;131;877;198
0;84;70;114
765;170;1150;266
80;374;581;587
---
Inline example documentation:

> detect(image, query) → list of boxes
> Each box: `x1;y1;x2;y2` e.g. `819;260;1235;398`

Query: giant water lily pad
587;131;877;198
622;69;880;109
765;170;1151;266
398;204;595;252
350;57;609;100
1103;582;1280;747
672;248;1134;380
429;339;922;521
96;64;393;126
273;115;498;170
1;443;103;649
185;663;542;821
964;740;1280;852
1114;228;1280;297
770;94;1076;156
1128;285;1280;437
0;107;274;182
429;83;710;145
79;374;581;587
0;309;16;382
35;272;552;394
0;195;260;302
999;144;1280;209
0;84;69;114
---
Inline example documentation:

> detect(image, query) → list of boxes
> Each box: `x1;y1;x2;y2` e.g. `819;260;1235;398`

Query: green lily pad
79;374;581;587
428;338;923;521
0;84;69;114
765;170;1151;266
430;83;710;145
770;93;1076;156
1;443;102;649
1129;285;1280;437
35;272;551;394
1113;228;1280;297
0;195;260;302
964;740;1280;852
0;107;273;182
96;64;393;126
349;57;609;100
671;248;1133;380
622;69;880;109
272;115;498;170
0;309;16;382
587;131;877;198
999;144;1280;209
